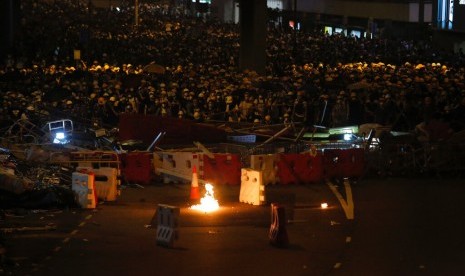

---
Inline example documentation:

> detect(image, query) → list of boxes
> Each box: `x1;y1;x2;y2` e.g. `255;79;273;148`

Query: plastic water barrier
120;152;152;185
155;204;180;248
154;152;242;186
323;148;365;178
155;152;201;184
77;167;119;201
276;152;324;185
153;147;365;187
239;168;266;206
200;153;241;186
250;154;279;185
72;171;97;209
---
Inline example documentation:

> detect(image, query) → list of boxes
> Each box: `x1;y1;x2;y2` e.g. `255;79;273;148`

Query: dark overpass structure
0;0;21;61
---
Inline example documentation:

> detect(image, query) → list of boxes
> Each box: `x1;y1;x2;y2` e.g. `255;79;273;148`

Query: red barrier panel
276;153;324;185
322;149;344;178
121;152;153;185
200;154;241;185
323;148;365;178
341;148;365;178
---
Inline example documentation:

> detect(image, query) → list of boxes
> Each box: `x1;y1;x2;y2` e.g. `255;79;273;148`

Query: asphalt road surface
2;176;465;276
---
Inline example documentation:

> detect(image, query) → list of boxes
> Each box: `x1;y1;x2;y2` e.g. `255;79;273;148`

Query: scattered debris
0;224;57;234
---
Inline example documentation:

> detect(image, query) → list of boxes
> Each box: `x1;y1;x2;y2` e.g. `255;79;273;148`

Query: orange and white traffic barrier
155;204;180;248
269;203;288;248
239;168;266;206
72;171;97;209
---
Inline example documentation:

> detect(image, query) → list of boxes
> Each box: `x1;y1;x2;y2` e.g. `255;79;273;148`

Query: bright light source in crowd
321;203;328;209
190;183;219;213
56;132;65;140
116;7;120;12
53;132;68;144
343;133;353;141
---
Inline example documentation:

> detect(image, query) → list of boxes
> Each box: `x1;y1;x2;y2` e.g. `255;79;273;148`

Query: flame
190;183;219;213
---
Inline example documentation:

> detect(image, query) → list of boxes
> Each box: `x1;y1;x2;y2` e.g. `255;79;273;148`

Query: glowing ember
190;183;219;213
321;203;328;209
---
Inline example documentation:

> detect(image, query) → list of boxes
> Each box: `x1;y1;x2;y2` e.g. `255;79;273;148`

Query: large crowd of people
1;0;465;143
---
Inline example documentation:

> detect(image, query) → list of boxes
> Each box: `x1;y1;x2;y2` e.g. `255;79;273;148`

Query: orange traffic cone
190;165;200;201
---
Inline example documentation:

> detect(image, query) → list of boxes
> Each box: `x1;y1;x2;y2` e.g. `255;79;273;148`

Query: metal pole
135;0;139;27
253;125;292;149
8;0;14;48
320;100;328;125
293;0;297;60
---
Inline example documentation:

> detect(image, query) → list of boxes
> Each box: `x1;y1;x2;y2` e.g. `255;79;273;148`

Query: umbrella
347;81;372;91
143;63;165;74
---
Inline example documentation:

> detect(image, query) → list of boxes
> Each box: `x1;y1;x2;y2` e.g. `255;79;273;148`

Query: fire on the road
190;183;219;213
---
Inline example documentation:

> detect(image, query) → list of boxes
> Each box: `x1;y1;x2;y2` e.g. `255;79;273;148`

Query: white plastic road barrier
250;154;279;185
155;152;201;184
93;167;119;201
72;172;96;209
239;168;266;206
156;204;180;248
77;167;119;201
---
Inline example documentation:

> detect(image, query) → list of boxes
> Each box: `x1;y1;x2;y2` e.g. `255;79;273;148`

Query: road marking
327;178;354;219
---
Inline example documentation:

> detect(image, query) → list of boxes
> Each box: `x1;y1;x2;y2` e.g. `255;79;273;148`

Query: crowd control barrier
239;168;266;206
152;146;365;187
120;152;152;185
72;171;97;209
155;204;180;248
155;152;201;184
51;151;122;187
323;148;365;178
200;153;241;185
77;167;119;201
276;152;324;185
250;154;279;185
